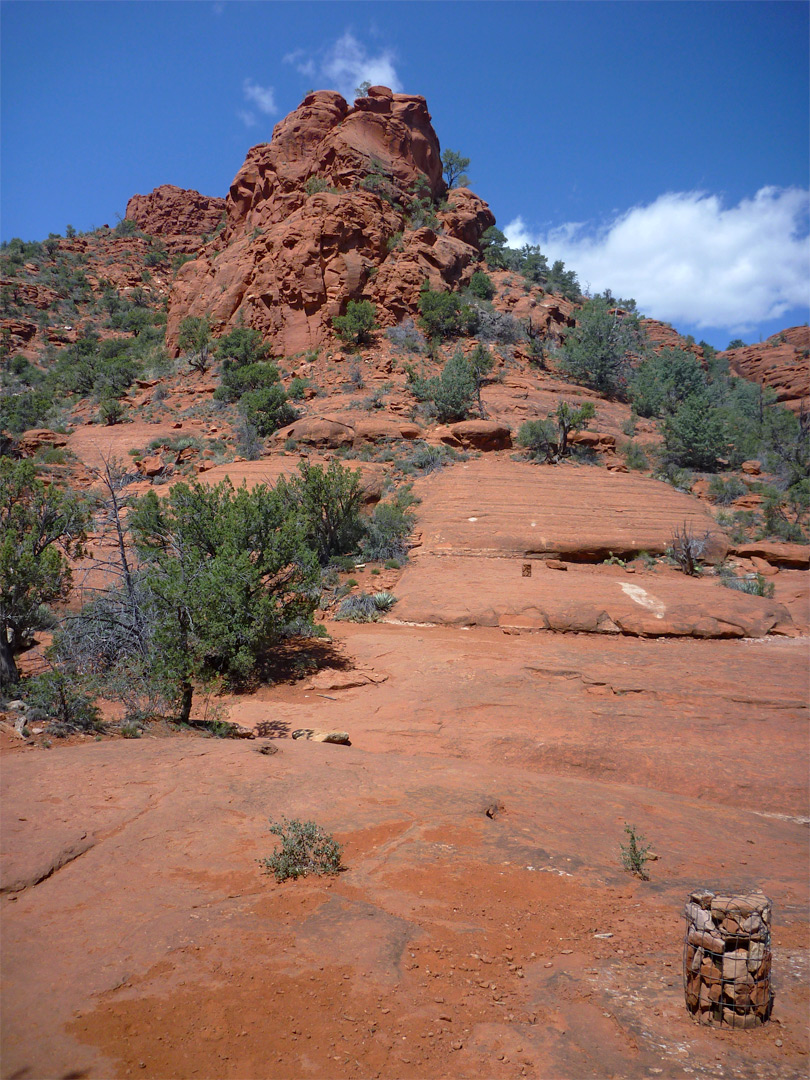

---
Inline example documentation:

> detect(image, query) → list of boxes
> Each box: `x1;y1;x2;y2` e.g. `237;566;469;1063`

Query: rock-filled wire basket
683;889;773;1028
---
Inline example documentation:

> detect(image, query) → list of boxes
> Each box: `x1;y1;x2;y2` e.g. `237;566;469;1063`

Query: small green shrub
622;440;649;471
417;286;477;341
260;818;343;882
336;590;397;621
719;570;774;598
361;500;415;561
372;591;397;611
360;387;388;411
761;482;809;541
239;384;297;437
469;270;494;301
657;463;693;493
98;397;125;426
305;176;337;195
708;475;748;505
620;823;652;880
34;446;69;465
287;377;309;400
23;672;102;736
405;443;451;473
346;364;365;389
332;300;379;347
405;351;478;422
329;554;357;573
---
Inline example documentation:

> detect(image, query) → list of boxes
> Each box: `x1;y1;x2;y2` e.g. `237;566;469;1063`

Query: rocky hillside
720;327;810;414
1;86;808;1080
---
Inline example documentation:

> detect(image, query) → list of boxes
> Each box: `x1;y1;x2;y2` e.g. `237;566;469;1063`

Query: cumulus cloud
238;78;277;128
284;31;402;100
243;78;276;115
505;187;810;333
283;48;316;79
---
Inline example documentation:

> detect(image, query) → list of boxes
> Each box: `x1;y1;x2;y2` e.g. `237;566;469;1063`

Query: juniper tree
0;459;88;687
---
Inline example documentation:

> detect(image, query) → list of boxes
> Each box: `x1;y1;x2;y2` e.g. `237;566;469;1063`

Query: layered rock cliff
721;326;809;414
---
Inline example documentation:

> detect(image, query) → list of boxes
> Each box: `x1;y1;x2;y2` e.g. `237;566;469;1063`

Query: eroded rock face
165;88;495;355
125;185;227;252
643;318;705;362
721;327;810;414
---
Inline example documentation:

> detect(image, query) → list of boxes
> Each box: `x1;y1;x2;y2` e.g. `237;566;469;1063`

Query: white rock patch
619;581;666;618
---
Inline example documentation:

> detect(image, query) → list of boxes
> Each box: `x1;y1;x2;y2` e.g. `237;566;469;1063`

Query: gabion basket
683;889;773;1029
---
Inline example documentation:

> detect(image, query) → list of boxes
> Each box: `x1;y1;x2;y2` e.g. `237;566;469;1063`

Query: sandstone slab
1;622;807;1080
411;458;725;561
391;557;792;638
733;541;809;568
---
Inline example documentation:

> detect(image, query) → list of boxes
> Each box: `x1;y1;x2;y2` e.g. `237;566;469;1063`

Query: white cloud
505;187;810;333
237;109;257;129
283;49;316;79
243;78;276;115
285;31;402;100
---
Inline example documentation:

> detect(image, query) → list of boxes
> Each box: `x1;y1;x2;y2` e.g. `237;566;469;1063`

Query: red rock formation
125;185;227;249
166;88;495;356
642;318;705;362
720;327;809;414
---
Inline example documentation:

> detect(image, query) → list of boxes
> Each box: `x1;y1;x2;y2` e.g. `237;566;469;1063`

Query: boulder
439;420;512;451
137;454;167;478
352;418;421;445
568;430;616;450
16;429;69;456
274;417;355;448
291;729;351;745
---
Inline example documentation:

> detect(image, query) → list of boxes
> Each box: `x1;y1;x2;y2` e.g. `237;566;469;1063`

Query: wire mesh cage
683;889;773;1028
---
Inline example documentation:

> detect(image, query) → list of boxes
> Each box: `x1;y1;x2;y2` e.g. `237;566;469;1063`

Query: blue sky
2;0;808;348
